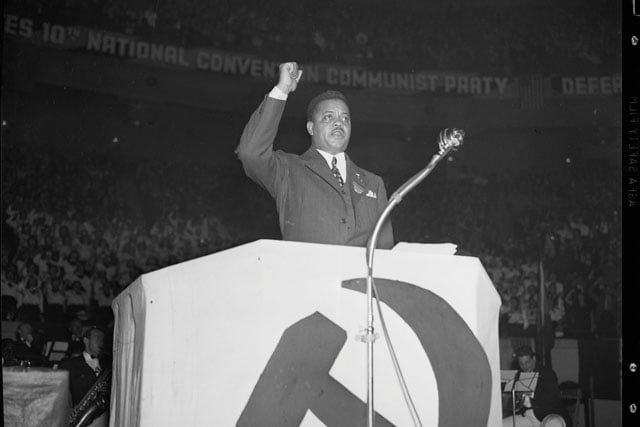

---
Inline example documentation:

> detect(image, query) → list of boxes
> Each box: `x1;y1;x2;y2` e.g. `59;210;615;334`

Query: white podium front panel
110;240;501;427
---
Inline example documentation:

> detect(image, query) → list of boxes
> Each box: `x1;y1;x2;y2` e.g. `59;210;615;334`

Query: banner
556;75;622;96
4;12;621;99
109;239;503;426
3;13;509;96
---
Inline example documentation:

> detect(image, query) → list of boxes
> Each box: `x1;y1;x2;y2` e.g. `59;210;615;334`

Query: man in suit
58;326;107;407
14;322;45;366
236;62;394;248
66;318;86;357
502;346;570;427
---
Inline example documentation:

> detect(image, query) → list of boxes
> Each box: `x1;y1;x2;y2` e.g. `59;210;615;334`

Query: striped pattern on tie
331;156;344;187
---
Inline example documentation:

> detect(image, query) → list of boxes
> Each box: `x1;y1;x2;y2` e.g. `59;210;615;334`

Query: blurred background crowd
1;0;621;368
1;129;621;364
5;0;620;74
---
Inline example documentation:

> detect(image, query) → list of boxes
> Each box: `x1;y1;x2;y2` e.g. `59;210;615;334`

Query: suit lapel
301;148;344;193
346;155;368;207
301;149;371;206
80;356;97;376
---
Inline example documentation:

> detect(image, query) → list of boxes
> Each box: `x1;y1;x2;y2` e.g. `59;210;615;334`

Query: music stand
502;371;539;427
42;341;69;367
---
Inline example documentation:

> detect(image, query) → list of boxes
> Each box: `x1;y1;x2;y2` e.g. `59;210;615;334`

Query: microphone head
437;128;465;154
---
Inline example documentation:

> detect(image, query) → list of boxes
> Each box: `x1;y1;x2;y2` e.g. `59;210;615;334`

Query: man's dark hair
306;90;350;121
83;326;103;339
513;345;535;358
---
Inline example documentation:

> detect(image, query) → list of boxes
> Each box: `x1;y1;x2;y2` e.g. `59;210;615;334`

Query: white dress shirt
83;351;101;375
268;86;289;100
315;150;347;180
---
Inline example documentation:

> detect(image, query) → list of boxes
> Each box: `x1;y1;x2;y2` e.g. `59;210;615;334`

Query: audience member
43;276;67;323
67;318;86;357
1;264;20;320
17;275;44;323
14;322;45;366
2;338;19;366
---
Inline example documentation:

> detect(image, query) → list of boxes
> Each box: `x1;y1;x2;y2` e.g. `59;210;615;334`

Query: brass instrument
69;368;112;427
514;390;535;415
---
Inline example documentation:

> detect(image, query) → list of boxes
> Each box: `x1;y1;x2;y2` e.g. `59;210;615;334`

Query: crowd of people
0;141;236;327
1;123;621;359
1;0;622;366
0;6;621;427
387;160;621;340
5;0;620;74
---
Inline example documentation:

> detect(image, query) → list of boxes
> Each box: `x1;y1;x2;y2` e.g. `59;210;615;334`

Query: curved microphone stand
362;128;465;427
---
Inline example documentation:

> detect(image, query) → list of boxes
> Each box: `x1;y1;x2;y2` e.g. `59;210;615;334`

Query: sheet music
501;370;518;383
502;372;539;393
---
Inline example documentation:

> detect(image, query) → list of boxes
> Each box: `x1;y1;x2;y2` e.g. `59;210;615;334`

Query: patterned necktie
331;156;344;187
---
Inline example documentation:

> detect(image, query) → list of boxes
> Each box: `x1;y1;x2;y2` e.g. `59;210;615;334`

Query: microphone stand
362;128;464;427
512;370;521;427
512;386;517;427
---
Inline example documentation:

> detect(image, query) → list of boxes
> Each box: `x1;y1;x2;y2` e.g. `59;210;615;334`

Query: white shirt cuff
268;86;288;100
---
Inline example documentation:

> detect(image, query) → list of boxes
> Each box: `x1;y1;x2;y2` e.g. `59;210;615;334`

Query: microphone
366;127;466;255
512;370;525;416
389;128;465;204
514;370;524;393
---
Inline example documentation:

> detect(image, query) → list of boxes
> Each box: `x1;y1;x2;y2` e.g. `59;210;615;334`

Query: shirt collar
83;351;99;363
315;149;346;179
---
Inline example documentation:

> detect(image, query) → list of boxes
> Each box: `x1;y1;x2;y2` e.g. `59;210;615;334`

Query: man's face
517;355;537;372
307;99;351;155
84;329;105;356
69;320;83;337
18;324;33;340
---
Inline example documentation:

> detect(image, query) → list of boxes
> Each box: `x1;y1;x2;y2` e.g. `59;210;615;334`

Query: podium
109;240;502;426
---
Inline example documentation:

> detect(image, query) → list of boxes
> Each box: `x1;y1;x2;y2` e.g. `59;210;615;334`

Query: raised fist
277;62;303;95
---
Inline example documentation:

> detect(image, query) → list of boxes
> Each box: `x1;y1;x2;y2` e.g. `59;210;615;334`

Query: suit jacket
530;366;572;427
237;96;394;248
14;337;45;366
58;354;102;406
